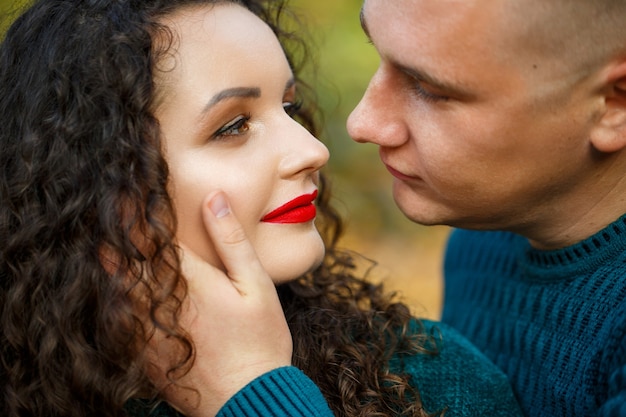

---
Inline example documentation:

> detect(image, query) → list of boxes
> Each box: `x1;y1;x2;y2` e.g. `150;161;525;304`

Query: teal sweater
442;215;626;417
129;320;522;416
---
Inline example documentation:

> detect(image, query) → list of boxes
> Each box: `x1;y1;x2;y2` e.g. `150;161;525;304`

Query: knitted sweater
442;216;626;417
125;367;332;417
128;320;522;416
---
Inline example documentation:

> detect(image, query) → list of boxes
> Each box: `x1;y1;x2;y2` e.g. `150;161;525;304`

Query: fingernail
209;193;230;218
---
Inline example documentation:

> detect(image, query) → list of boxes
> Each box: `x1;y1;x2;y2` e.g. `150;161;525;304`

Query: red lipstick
262;190;318;224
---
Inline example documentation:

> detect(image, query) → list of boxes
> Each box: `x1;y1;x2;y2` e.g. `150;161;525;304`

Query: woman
0;0;522;416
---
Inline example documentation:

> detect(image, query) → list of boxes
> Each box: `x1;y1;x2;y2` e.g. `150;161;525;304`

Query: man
346;0;626;416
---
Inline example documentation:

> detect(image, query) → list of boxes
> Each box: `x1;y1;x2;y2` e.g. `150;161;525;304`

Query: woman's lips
262;190;318;224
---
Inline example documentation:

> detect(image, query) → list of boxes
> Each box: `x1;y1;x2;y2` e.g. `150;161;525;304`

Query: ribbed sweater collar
519;214;626;281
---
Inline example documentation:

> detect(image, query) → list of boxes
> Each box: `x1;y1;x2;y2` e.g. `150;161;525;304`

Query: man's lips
384;163;417;181
379;148;420;181
261;190;318;224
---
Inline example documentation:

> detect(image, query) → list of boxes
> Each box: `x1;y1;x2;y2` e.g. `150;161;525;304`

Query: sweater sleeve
600;364;626;417
393;319;523;417
216;366;334;417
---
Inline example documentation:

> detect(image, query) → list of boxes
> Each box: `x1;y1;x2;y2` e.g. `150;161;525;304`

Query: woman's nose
278;118;330;178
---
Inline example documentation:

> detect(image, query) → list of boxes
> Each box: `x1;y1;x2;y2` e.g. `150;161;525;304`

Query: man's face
347;0;599;238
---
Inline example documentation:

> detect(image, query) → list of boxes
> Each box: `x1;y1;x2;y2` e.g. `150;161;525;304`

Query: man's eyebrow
359;3;471;99
203;87;261;113
395;61;475;99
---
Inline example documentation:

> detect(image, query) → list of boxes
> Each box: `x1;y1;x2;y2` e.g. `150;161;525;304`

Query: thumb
201;191;272;293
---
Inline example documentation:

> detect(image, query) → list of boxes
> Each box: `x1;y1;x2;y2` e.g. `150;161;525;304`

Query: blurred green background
0;0;448;318
290;0;449;318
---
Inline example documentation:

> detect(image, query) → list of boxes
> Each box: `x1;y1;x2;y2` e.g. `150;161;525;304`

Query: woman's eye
283;100;303;118
213;114;251;139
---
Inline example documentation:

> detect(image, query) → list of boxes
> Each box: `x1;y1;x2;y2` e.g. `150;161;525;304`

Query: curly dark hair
0;0;439;416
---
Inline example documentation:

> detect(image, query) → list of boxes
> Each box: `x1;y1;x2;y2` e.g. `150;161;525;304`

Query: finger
201;191;271;292
177;242;224;285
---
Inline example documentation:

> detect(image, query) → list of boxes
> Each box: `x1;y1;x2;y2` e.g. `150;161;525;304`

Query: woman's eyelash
213;114;251;138
283;100;303;117
210;99;302;140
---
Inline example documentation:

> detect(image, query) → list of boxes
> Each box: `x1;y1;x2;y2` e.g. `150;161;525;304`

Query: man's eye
283;100;303;117
411;82;450;103
213;114;251;138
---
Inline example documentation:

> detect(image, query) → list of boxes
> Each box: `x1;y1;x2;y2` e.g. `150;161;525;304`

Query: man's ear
590;61;626;153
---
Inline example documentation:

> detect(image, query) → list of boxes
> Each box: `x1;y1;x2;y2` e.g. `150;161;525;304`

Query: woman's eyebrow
202;86;261;113
201;77;295;117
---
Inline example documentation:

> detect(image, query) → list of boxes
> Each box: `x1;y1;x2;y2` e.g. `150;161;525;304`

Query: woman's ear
590;62;626;153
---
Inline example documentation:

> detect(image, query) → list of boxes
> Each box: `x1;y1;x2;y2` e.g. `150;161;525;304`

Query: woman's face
155;4;329;283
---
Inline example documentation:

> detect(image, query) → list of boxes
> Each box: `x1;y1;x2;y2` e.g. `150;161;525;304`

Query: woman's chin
268;249;325;285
